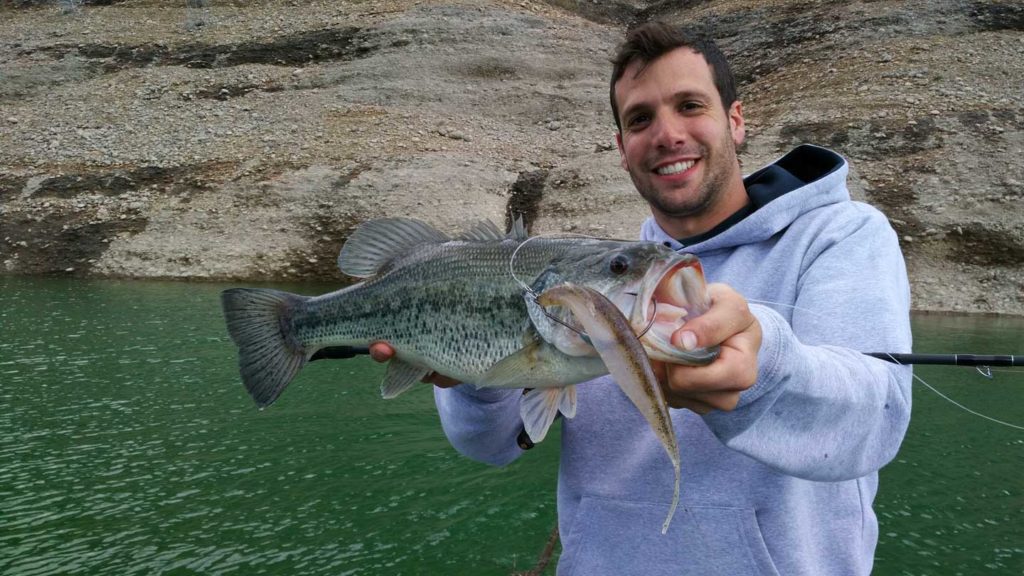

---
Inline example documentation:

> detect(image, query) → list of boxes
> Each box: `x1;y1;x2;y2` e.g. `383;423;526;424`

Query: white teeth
656;160;695;175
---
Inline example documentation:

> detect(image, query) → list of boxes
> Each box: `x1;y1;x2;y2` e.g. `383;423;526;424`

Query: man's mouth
655;159;696;176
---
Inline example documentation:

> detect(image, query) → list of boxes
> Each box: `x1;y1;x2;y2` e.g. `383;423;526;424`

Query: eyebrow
671;89;713;102
620;89;713;120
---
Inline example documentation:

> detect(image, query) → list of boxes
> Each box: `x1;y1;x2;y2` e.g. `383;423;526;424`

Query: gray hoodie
435;145;913;575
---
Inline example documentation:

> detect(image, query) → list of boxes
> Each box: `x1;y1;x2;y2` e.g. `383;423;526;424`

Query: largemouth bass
221;217;718;533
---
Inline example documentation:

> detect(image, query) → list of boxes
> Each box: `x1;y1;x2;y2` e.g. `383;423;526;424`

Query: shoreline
4;272;1022;320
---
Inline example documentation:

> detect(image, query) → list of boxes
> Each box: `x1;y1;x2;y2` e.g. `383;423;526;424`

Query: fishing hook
527;291;658;345
631;292;658;339
507;231;657;343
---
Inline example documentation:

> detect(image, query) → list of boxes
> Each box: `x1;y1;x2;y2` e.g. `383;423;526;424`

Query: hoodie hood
640;145;848;253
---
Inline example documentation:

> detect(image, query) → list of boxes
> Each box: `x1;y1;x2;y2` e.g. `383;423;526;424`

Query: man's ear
729;100;745;146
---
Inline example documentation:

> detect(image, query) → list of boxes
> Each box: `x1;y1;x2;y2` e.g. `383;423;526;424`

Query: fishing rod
308;346;1023;448
310;346;372;361
865;353;1021;367
311;346;1023;367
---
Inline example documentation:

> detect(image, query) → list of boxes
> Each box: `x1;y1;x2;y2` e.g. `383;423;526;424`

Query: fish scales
290;239;568;377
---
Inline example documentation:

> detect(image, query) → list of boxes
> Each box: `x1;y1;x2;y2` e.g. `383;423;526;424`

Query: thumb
671;283;747;350
670;328;700;351
368;341;395;362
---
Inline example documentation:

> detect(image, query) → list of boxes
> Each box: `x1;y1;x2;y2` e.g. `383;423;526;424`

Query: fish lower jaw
641;336;676;362
649;342;721;365
640;318;719;365
643;342;719;365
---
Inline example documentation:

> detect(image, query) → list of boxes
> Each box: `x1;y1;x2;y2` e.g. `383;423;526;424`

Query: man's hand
651;283;761;414
368;342;463;388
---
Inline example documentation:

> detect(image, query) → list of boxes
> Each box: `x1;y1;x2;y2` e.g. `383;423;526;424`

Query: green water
1;277;1021;575
874;314;1024;575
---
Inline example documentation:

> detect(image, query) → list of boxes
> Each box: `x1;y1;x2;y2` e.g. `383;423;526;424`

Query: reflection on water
1;277;1022;575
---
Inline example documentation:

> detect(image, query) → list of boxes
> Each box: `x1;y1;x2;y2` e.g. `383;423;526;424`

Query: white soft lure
536;283;681;535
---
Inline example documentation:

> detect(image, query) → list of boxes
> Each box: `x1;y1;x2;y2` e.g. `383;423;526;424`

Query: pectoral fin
381;358;430;399
537;283;681;535
519;386;578;444
478;341;542;388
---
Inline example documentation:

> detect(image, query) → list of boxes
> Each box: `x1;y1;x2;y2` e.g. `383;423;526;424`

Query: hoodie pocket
561;497;780;576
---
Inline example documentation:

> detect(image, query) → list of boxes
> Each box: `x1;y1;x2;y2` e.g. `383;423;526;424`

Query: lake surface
1;277;1021;575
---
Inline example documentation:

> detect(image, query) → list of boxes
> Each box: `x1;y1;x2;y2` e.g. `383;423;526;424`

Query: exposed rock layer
2;0;1022;315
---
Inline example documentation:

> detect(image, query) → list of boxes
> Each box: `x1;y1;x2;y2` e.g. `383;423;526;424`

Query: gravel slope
1;0;1021;315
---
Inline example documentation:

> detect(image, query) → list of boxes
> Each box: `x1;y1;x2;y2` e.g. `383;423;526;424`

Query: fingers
368;341;395;362
652;284;762;413
369;341;462;388
673;283;755;351
675;333;760;390
652;359;743;412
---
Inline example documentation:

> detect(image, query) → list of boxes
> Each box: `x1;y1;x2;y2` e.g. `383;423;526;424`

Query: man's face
614;48;746;232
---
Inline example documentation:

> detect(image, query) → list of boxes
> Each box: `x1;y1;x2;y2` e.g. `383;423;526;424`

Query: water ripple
4;278;1022;575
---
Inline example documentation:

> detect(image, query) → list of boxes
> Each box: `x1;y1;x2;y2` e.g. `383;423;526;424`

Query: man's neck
651;179;749;239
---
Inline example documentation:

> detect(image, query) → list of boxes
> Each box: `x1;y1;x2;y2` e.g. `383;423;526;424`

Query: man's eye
627;113;650;128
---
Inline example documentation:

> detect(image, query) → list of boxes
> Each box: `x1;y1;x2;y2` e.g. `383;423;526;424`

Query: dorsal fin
508;215;528;240
457;220;504;242
337;218;449;278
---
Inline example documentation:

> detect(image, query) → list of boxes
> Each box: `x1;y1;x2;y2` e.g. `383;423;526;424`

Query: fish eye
609;254;630;275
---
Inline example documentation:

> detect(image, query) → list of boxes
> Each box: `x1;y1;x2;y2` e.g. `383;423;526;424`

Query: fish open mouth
630;254;718;364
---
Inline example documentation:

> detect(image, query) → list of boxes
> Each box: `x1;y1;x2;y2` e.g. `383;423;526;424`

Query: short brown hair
610;22;737;132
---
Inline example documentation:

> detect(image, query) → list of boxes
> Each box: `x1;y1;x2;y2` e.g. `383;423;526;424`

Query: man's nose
650;115;686;149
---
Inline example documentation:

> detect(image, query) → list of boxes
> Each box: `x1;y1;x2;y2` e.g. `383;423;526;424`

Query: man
373;22;912;575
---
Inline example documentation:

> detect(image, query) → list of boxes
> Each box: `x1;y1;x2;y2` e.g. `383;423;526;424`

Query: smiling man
614;44;748;239
373;21;913;575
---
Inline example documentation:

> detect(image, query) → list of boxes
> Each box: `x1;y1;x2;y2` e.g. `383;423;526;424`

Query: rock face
1;0;1022;315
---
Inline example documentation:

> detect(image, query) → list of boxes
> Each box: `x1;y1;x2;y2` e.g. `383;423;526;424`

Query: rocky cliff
2;0;1022;314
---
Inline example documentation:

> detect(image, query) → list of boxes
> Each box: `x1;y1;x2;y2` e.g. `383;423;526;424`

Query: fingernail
679;330;697;351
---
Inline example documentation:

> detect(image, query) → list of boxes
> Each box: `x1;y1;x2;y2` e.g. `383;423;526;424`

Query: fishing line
985;368;1024;376
508;232;582;336
507;231;601;295
747;299;1024;429
746;298;828;321
713;299;1024;430
507;231;658;340
508;232;592;340
882;353;1024;431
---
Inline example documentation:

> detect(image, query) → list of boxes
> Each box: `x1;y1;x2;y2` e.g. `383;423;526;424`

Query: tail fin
221;288;310;408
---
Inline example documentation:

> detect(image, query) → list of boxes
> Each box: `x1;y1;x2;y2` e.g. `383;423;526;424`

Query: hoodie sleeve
433;384;525;467
702;206;913;481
